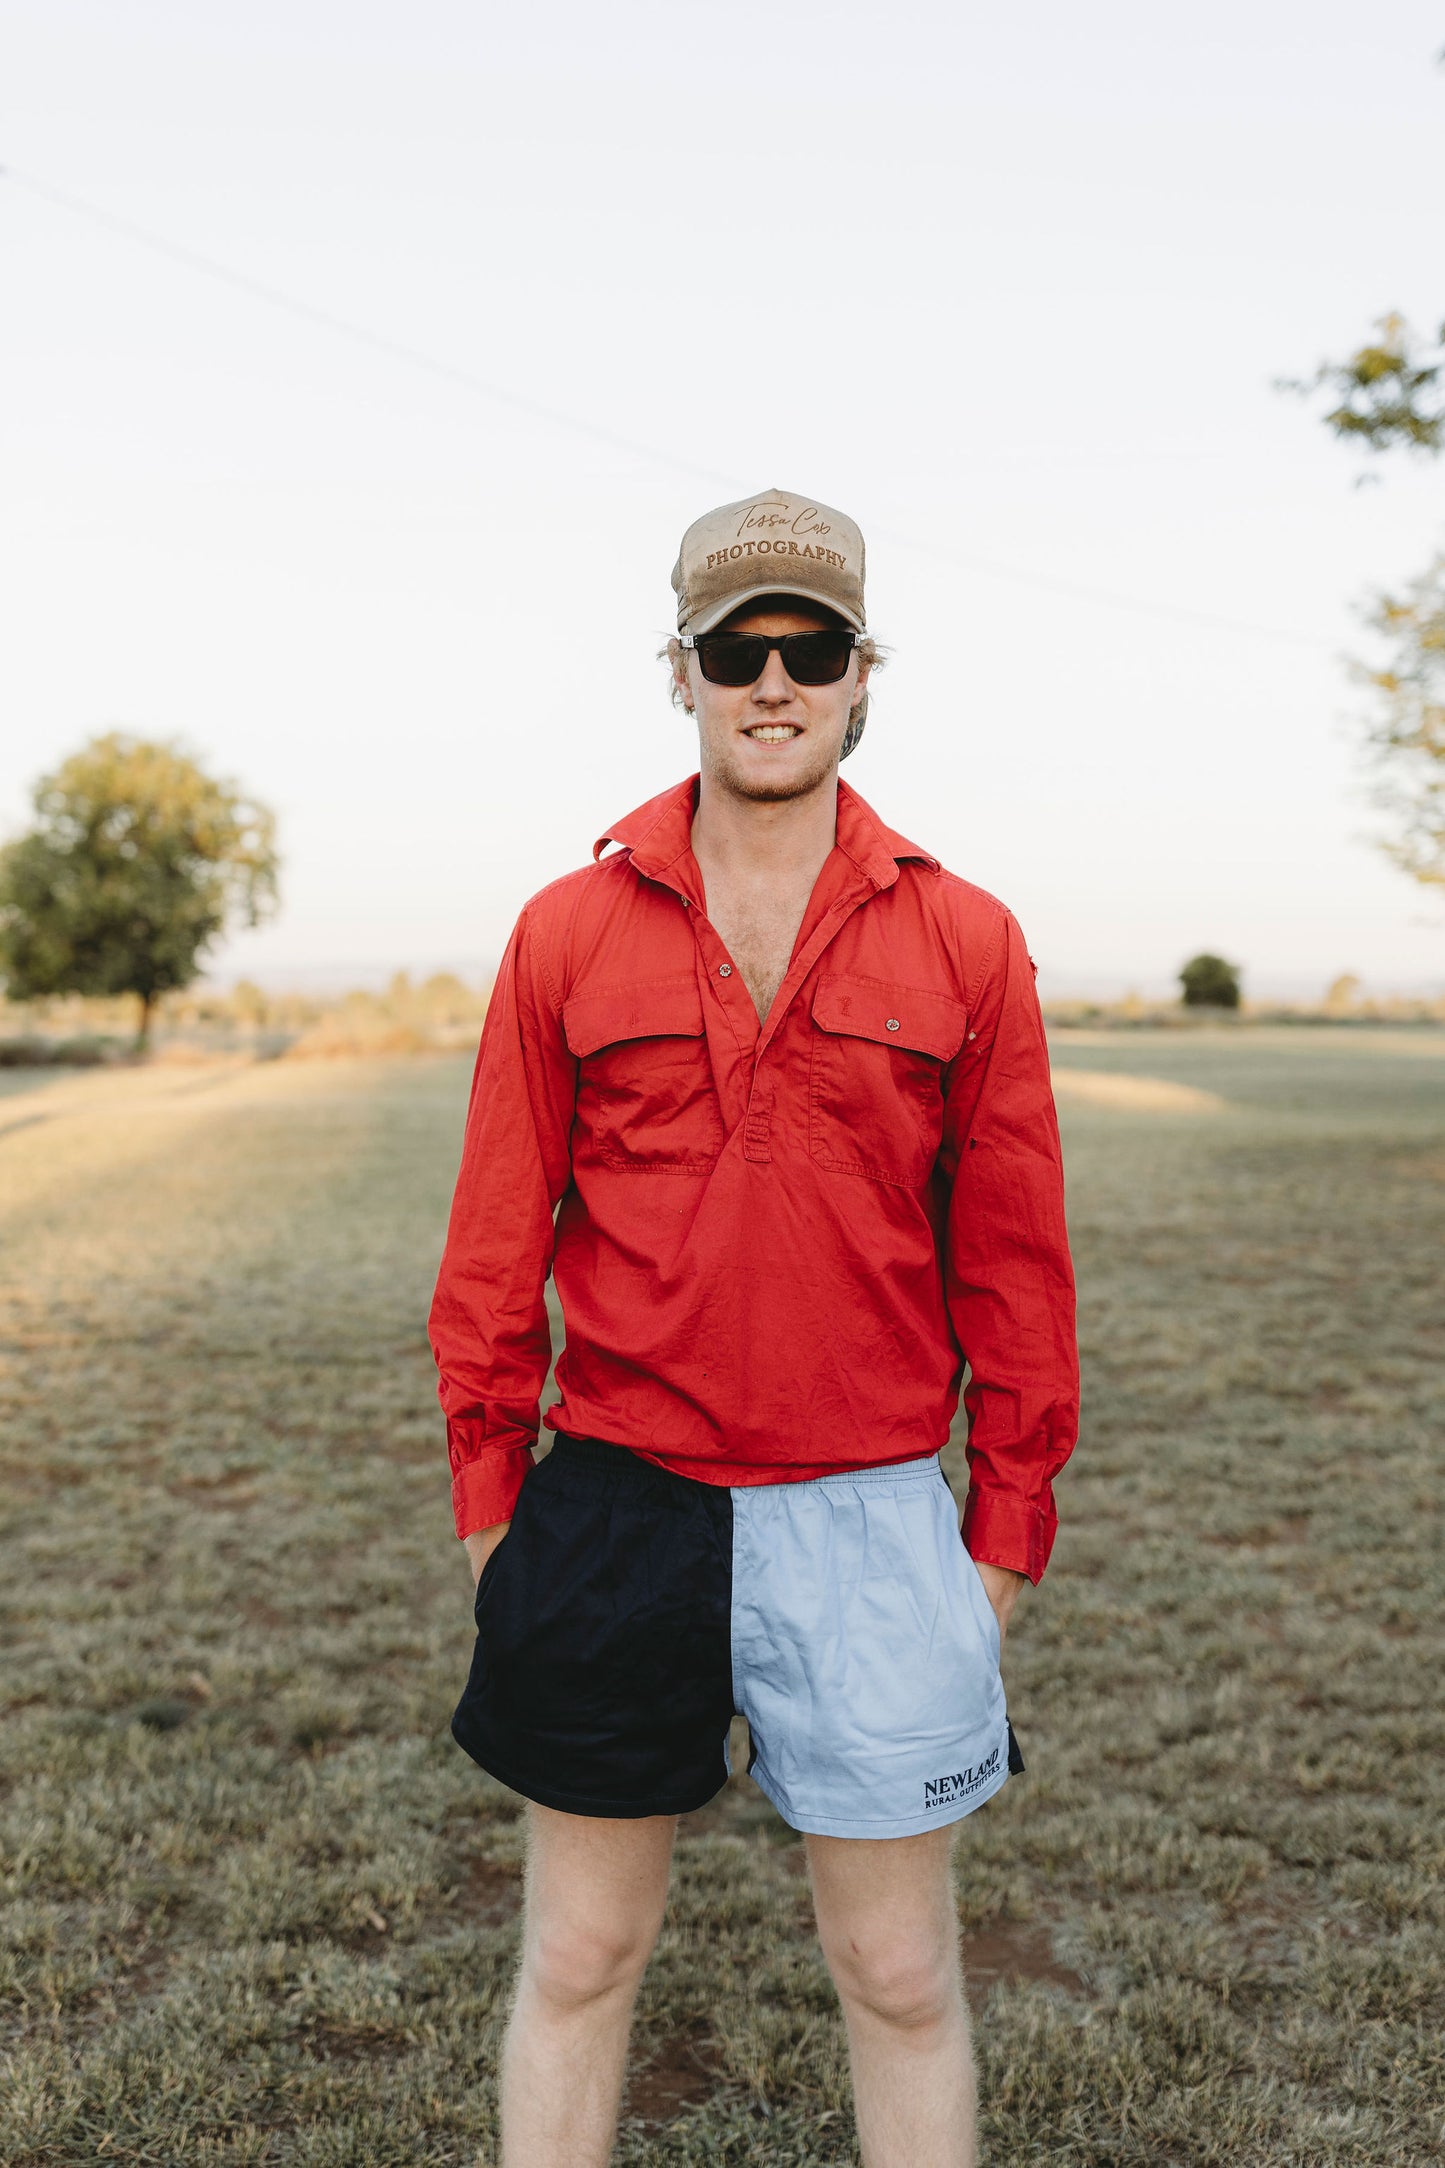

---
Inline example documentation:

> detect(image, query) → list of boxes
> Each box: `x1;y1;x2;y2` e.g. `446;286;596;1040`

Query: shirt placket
685;903;765;1141
679;853;896;1167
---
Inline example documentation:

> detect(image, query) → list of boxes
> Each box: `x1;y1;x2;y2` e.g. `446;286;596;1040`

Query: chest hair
705;873;816;1023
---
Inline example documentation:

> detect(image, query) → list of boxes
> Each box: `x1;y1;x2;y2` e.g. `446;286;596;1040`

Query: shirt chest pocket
563;976;724;1174
809;975;968;1188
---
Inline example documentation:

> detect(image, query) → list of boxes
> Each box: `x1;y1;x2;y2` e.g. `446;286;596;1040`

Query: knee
828;1933;957;2033
523;1910;656;2015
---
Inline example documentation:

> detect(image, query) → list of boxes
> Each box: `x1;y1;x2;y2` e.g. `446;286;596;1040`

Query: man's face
681;601;869;806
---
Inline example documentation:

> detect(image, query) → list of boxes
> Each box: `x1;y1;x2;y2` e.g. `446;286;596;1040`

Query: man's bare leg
499;1805;676;2168
807;1826;975;2168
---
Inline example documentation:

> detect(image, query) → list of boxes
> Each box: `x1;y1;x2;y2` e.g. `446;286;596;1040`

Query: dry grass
0;972;491;1065
1048;1069;1227;1114
1;1031;1442;2164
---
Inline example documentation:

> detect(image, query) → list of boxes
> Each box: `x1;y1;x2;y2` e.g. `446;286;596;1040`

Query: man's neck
688;769;842;1021
690;770;840;892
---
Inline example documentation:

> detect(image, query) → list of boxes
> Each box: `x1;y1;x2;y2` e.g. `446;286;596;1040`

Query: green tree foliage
1287;313;1445;457
1179;953;1242;1009
1289;310;1445;888
0;734;279;1047
1354;560;1445;886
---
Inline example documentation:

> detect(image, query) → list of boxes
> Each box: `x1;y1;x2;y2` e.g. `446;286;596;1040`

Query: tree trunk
135;991;155;1054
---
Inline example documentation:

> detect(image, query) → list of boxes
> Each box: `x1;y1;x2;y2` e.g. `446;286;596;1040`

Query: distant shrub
0;1037;52;1067
0;1034;116;1067
1179;953;1242;1009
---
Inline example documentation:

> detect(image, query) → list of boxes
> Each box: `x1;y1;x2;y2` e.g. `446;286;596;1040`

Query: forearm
462;1519;512;1586
973;1557;1027;1640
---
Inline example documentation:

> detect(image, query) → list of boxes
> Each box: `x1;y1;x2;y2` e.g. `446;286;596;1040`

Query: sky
3;0;1444;1000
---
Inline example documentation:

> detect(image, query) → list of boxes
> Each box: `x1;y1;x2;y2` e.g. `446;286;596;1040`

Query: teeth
748;726;800;742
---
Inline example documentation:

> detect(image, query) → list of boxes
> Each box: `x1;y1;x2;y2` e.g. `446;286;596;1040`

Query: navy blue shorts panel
451;1435;736;1818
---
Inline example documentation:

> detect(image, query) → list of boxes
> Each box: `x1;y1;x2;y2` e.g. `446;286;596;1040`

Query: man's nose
752;651;797;705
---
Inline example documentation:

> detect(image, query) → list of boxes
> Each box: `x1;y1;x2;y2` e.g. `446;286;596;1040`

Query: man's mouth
745;724;802;742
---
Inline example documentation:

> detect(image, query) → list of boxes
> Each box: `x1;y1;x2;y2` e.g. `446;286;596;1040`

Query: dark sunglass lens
781;631;854;684
695;635;769;685
692;629;853;685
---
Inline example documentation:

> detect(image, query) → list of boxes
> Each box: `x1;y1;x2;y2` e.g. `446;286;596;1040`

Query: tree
1288;311;1445;888
1286;313;1445;458
1179;953;1241;1009
0;734;279;1048
1352;559;1445;887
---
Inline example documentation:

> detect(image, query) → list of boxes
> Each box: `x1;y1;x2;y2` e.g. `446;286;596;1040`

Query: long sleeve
941;908;1079;1582
428;905;577;1537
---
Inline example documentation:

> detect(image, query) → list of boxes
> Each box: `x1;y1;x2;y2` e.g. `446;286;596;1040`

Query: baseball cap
671;488;867;636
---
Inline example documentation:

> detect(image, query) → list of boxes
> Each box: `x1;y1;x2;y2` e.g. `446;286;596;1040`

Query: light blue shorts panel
729;1454;1011;1838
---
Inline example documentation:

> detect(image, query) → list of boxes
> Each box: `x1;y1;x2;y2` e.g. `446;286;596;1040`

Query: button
718;963;733;978
885;1017;900;1031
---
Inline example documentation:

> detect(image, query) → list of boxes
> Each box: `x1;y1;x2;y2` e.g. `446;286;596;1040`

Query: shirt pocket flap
563;975;707;1059
811;974;968;1061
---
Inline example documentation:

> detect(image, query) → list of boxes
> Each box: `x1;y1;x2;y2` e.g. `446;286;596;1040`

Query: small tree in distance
1179;953;1242;1010
0;734;279;1049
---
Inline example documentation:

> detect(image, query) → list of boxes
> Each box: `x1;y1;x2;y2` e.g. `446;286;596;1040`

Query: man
429;488;1078;2167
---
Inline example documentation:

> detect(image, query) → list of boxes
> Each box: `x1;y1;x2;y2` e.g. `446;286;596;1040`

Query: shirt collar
594;775;938;892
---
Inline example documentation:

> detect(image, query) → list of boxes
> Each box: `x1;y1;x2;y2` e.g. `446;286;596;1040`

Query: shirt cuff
961;1485;1055;1584
451;1443;534;1539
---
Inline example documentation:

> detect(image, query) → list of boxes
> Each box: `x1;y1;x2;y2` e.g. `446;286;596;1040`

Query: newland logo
923;1744;1001;1808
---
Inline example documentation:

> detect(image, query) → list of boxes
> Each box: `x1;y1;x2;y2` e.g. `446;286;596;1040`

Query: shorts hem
451;1726;727;1821
750;1758;1011;1838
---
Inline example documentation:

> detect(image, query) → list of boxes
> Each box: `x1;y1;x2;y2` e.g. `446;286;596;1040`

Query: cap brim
683;583;866;637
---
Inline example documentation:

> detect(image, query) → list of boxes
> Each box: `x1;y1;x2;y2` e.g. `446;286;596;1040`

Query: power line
1;164;740;494
2;162;1337;654
870;527;1335;649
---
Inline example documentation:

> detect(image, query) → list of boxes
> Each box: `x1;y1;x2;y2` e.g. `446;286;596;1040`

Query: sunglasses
680;628;863;687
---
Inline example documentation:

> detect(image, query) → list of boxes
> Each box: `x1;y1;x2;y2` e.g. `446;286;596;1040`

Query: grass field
1;1031;1442;2165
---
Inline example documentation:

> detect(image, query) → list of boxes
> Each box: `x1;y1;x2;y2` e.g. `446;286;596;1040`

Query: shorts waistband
545;1434;694;1495
792;1452;942;1492
548;1436;942;1496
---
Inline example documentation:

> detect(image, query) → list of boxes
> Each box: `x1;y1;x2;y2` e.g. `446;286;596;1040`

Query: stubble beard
701;731;841;807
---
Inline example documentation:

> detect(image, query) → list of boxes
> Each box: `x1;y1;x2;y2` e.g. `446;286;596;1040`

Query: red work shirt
429;775;1078;1582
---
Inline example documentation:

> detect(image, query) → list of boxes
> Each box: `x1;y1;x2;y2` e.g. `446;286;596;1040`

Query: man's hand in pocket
463;1520;512;1589
974;1559;1028;1645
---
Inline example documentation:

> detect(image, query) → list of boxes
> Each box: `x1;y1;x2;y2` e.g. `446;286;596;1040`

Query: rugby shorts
451;1433;1022;1838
